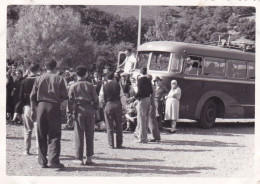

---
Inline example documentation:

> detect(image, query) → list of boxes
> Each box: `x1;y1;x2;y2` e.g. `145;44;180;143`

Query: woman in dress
164;80;181;133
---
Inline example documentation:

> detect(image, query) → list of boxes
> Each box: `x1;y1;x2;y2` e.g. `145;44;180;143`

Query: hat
153;76;162;82
171;80;177;85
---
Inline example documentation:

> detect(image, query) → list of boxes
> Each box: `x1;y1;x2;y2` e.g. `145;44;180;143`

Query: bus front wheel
199;99;217;128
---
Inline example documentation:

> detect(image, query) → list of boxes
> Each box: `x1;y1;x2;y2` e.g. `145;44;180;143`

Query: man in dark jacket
19;62;40;155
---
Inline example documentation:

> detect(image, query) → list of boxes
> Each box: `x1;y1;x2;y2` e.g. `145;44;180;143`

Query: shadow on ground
171;122;254;136
56;161;216;175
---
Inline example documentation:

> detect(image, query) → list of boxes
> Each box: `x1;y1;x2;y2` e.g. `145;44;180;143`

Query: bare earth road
6;121;254;177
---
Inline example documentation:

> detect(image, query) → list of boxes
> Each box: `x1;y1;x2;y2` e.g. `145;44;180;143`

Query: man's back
103;80;121;102
20;76;38;106
69;79;98;107
31;72;68;103
135;76;153;98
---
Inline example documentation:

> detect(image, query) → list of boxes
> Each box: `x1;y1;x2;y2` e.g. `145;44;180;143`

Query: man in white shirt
118;49;137;74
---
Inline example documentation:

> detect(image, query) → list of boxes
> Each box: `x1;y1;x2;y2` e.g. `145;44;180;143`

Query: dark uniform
68;79;99;160
30;72;68;167
148;85;161;141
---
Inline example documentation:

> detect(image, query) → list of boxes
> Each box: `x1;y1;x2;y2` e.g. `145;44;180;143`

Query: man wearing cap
30;60;68;168
153;76;169;129
147;75;161;142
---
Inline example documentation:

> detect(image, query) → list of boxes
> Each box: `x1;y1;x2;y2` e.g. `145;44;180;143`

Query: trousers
23;105;38;151
37;102;61;166
155;99;164;128
104;101;122;147
136;97;151;142
148;104;161;140
74;105;95;159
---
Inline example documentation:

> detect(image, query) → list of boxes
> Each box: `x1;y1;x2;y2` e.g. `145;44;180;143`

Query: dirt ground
5;121;254;177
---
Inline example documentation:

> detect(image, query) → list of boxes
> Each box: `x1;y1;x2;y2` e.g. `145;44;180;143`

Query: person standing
11;69;24;123
164;80;181;133
135;67;153;143
6;68;15;122
153;76;169;129
147;74;161;142
68;66;99;165
30;60;68;168
118;48;137;74
99;71;125;148
19;62;40;155
92;71;102;95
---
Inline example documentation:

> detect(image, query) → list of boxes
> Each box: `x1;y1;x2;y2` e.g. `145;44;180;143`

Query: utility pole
137;5;142;47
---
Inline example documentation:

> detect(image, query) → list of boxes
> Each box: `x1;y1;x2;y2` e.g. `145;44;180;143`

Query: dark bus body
133;41;255;128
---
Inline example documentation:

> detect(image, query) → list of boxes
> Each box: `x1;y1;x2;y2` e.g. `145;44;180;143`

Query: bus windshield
136;52;149;69
149;52;170;71
136;51;181;72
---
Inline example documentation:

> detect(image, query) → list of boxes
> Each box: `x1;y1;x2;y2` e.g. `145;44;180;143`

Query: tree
7;6;92;68
143;6;255;44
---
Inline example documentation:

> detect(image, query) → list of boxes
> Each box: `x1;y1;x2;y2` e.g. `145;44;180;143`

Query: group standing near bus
6;40;255;168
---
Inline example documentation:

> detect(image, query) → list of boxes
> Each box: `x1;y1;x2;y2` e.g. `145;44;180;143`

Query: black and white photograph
1;0;260;183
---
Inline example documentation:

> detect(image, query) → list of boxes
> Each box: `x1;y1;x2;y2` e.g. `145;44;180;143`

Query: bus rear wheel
199;99;217;128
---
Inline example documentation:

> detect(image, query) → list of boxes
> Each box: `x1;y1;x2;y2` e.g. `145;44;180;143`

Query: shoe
73;159;84;165
85;160;94;165
10;120;17;125
148;139;160;142
159;127;164;131
170;129;177;133
116;145;123;149
23;150;32;156
133;132;139;139
49;163;65;168
85;157;94;165
123;127;132;132
136;141;148;143
107;145;114;149
40;164;49;168
17;120;23;124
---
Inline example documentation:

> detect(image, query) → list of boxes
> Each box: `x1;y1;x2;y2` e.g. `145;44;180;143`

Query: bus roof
137;41;255;62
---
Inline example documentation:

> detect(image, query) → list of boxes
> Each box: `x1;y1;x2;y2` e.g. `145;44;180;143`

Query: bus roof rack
204;40;255;53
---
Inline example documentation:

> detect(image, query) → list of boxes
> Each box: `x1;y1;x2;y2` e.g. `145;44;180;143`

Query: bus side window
227;60;247;79
184;56;202;75
204;57;225;77
247;62;255;80
204;63;215;75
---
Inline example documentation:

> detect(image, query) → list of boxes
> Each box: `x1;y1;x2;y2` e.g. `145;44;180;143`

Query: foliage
144;6;255;44
7;6;92;69
7;6;255;72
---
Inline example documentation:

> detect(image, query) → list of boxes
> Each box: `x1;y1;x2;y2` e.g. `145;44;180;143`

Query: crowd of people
6;49;182;168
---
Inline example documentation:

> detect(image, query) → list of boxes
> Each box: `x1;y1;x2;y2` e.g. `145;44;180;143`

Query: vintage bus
130;41;255;128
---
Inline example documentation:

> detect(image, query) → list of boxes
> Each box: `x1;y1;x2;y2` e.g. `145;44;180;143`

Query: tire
199;99;217;128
